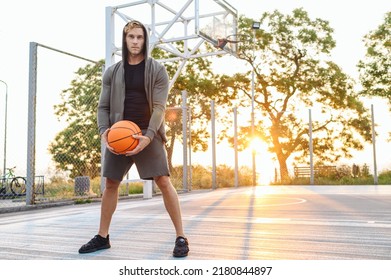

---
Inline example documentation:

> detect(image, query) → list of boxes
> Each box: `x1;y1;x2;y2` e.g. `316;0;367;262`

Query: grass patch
74;198;93;204
286;169;391;185
378;170;391;184
39;176;143;200
171;164;253;189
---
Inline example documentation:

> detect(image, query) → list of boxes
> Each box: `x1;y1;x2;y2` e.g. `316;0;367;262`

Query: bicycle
0;166;26;197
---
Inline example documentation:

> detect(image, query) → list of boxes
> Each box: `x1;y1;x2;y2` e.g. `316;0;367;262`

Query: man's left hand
124;134;151;156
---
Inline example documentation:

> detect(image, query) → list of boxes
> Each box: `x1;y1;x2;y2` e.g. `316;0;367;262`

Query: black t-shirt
123;60;150;129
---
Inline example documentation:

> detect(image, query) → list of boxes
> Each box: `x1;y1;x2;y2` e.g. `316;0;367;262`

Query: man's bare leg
154;175;185;237
98;178;120;238
78;178;119;253
155;175;189;257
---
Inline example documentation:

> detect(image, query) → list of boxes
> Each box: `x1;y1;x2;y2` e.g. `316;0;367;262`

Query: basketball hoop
215;34;251;49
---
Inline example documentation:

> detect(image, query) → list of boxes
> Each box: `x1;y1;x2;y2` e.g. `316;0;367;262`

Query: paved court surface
0;185;390;260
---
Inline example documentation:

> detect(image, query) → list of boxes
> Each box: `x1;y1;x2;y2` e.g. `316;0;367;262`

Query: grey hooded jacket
97;22;169;143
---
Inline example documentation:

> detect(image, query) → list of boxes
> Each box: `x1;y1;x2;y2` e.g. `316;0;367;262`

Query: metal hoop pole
0;80;7;177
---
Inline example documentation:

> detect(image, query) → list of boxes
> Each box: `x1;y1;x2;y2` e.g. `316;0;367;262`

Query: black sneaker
79;234;111;254
173;236;189;257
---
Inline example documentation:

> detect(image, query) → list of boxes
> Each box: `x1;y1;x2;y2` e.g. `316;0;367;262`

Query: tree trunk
277;156;290;183
271;129;290;183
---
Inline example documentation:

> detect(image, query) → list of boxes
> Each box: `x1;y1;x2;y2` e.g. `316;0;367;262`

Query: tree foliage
357;11;391;99
223;9;372;182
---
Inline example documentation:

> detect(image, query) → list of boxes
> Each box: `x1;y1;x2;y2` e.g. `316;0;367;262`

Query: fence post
182;90;188;191
234;107;238;188
371;104;378;185
309;109;314;185
26;42;38;205
211;100;216;190
187;108;192;191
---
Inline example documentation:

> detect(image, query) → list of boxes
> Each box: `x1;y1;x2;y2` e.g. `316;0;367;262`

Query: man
78;20;189;258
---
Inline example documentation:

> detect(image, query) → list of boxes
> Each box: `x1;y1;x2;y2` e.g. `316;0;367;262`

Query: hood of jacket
122;21;149;63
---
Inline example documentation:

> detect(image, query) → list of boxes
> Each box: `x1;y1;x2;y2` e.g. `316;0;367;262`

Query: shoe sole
79;244;111;254
173;253;188;257
173;250;189;257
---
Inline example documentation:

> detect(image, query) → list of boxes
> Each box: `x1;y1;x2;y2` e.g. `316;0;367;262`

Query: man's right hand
101;128;118;154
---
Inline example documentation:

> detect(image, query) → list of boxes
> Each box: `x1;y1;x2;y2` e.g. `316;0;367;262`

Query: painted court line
200;197;307;208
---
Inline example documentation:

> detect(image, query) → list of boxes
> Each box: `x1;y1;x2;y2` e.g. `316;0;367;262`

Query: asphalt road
0;185;390;260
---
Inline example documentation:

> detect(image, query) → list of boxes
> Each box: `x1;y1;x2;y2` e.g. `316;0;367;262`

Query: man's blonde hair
124;20;143;33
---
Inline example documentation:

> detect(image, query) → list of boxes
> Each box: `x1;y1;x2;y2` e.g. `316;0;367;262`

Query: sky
0;0;390;181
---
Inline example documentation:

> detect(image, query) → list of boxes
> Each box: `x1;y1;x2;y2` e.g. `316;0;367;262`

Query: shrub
379;169;391;184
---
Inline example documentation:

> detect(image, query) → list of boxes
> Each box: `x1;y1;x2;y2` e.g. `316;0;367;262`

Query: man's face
125;27;144;57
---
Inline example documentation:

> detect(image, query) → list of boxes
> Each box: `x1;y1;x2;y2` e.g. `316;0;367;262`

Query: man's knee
154;176;171;190
105;178;121;190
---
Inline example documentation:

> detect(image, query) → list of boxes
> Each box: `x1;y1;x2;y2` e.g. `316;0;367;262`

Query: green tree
48;60;104;179
357;11;391;99
223;10;372;182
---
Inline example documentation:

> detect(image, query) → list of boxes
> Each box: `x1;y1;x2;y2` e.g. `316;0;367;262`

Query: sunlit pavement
0;185;390;260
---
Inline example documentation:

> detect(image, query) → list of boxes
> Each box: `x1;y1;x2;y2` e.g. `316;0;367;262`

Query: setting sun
249;138;276;185
250;137;265;154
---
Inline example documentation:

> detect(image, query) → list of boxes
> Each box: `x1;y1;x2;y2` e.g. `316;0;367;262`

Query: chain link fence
27;42;103;206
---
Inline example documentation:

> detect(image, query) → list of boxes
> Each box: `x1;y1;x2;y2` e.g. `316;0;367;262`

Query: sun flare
250;138;277;185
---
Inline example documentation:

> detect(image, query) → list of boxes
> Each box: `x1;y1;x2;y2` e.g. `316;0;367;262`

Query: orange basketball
107;120;142;154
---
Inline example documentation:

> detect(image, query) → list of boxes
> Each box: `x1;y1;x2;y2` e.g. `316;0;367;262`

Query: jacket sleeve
145;64;169;141
97;67;112;136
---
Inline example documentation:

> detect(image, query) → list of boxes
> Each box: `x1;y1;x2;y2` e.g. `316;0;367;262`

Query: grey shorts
102;132;170;181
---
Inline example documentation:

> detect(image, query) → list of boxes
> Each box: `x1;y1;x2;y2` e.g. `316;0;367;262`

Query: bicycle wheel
11;177;26;195
0;178;6;195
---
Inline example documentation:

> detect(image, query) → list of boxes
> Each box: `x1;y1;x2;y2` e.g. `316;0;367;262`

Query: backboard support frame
105;0;238;88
